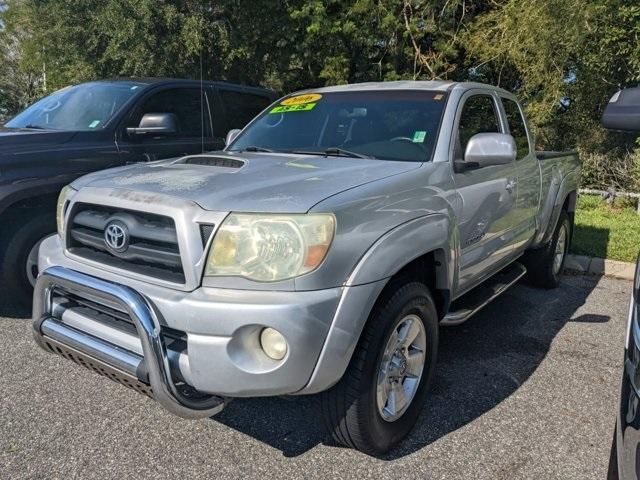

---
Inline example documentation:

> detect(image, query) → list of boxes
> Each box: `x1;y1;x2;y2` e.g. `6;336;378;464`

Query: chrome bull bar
32;266;225;419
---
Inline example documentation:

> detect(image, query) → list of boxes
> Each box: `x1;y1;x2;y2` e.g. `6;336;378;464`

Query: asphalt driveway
0;274;630;479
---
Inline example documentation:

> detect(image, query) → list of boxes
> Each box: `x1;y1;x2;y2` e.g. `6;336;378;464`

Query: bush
580;149;640;193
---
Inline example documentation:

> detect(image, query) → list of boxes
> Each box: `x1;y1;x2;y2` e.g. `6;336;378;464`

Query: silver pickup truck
32;81;580;455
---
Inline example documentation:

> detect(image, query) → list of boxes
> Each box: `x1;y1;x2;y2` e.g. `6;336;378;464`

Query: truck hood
0;127;77;150
72;151;421;213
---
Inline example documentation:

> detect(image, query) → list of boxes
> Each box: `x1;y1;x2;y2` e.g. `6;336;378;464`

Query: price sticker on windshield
280;93;322;106
270;103;318;114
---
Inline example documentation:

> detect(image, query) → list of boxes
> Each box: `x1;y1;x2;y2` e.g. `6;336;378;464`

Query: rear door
117;86;221;163
452;91;519;294
500;96;541;251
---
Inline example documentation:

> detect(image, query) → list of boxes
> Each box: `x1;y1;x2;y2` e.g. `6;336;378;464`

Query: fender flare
536;170;579;246
301;214;455;394
0;176;74;218
345;213;454;291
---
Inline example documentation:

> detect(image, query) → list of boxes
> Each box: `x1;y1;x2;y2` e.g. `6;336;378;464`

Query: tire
0;212;56;309
522;209;571;289
320;280;439;455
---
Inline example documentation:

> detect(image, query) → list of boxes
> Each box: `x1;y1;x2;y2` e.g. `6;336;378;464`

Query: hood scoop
180;155;245;169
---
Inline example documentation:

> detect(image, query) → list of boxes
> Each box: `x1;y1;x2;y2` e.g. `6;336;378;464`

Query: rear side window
503;98;530;159
135;88;211;138
219;90;271;129
456;95;501;158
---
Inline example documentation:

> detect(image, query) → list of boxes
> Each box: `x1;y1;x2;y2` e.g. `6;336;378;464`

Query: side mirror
456;133;516;172
126;113;178;137
225;129;241;146
602;87;640;132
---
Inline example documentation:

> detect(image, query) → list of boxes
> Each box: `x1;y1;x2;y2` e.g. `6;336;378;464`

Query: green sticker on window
412;131;427;143
88;120;100;128
270;103;317;114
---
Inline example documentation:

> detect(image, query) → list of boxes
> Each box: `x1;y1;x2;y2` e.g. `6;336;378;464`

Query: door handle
505;180;517;193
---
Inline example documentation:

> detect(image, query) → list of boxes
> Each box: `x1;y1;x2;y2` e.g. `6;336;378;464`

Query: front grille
199;224;216;247
53;288;188;344
66;203;185;283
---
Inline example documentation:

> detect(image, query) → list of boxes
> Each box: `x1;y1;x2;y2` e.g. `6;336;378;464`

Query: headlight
56;185;77;238
205;213;335;282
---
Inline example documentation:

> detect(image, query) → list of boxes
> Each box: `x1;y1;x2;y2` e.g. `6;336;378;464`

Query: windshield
5;81;144;131
229;90;447;162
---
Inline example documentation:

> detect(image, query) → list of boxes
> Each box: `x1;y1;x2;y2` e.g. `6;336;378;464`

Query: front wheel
0;212;56;309
320;280;438;455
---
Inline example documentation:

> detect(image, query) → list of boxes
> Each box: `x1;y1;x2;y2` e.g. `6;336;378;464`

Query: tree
0;1;43;118
464;0;640;189
1;0;639;190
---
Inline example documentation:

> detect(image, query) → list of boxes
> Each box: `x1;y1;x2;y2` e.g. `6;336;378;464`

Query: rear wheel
523;210;571;289
320;280;438;455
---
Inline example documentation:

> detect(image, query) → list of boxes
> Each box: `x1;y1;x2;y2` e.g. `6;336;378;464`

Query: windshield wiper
241;146;276;153
22;124;47;130
290;148;374;159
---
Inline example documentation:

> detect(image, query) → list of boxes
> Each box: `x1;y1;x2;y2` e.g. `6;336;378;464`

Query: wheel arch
534;171;579;248
302;216;454;394
0;192;59;242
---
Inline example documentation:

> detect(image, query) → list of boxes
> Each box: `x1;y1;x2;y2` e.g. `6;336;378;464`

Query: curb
564;254;635;280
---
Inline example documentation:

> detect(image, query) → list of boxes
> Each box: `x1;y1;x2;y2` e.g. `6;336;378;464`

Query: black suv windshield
6;81;144;131
229;90;447;162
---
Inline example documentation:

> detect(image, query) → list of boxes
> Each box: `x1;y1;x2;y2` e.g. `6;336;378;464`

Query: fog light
260;327;288;360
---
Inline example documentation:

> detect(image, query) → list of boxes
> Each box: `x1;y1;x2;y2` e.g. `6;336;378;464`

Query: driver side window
456;95;501;160
131;88;212;139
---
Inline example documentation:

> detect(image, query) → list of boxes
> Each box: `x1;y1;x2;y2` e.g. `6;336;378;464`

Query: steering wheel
390;136;414;143
264;113;284;128
42;100;62;113
389;136;429;154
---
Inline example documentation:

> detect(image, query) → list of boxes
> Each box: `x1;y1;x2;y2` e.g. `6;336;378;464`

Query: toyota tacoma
32;81;580;454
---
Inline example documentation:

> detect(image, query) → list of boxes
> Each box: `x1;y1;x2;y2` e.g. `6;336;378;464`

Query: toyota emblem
104;221;129;253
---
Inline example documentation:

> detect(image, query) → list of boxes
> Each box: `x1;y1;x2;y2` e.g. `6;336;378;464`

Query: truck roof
88;78;275;96
299;80;515;97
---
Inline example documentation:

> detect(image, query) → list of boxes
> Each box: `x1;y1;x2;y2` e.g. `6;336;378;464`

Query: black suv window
503;98;530;159
219;89;271;130
456;95;501;158
135;88;211;138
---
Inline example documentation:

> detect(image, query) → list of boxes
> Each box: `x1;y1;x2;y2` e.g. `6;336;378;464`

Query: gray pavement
0;274;630;479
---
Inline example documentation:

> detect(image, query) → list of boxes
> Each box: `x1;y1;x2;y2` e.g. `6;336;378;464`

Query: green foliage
572;195;640;262
0;0;639;189
580;149;640;192
465;0;640;185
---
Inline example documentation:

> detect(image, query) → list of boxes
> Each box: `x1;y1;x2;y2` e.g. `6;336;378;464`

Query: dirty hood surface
71;151;420;213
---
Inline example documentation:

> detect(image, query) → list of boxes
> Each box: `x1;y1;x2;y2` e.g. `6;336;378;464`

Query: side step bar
33;266;225;419
441;262;527;326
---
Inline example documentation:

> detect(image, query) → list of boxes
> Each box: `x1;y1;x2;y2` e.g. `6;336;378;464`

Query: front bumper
33;266;226;419
35;235;385;413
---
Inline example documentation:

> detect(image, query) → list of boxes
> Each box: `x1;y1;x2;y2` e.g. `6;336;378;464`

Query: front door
117;87;223;163
452;92;519;294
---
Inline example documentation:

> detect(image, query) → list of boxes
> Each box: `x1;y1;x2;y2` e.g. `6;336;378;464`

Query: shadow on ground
0;273;605;460
0;294;30;319
213;275;605;459
570;224;610;260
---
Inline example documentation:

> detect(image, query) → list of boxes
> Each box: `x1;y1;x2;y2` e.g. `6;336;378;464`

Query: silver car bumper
33;266;226;419
35;235;386;413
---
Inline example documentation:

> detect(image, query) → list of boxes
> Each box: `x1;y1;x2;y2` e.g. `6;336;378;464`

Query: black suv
0;78;276;307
